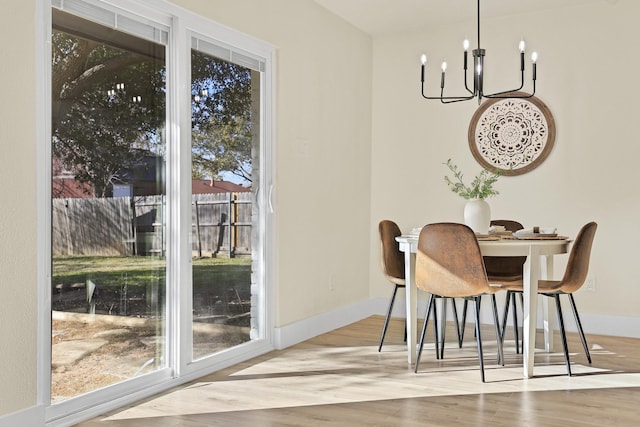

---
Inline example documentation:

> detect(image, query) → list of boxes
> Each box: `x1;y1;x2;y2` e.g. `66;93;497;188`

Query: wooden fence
52;193;252;257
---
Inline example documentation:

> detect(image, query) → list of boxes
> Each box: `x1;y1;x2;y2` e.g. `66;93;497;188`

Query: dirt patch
51;313;249;402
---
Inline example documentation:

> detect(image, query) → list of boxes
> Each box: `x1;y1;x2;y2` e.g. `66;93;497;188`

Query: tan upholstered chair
414;222;503;382
377;220;406;351
501;221;598;376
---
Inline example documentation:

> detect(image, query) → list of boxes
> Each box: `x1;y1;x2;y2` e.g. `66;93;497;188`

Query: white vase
464;198;491;234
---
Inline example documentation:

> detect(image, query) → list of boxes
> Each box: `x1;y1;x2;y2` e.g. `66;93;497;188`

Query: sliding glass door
51;8;168;402
45;1;273;421
190;46;259;360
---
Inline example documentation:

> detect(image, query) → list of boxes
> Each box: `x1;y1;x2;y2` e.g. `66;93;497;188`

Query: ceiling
313;0;607;36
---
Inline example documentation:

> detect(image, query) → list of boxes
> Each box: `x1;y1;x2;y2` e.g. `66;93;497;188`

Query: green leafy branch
443;159;500;200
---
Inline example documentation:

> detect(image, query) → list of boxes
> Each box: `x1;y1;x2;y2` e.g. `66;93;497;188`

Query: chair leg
378;284;400;352
491;294;504;366
553;294;572;376
415;294;436;373
433;296;440;360
474;296;486;382
459;299;469;347
452;298;462;348
403;319;407;343
501;291;521;354
500;291;511;342
439;298;448;359
568;293;591;363
438;298;463;358
512;292;520;354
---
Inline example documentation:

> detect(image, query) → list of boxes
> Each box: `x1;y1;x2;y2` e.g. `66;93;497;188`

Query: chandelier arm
440;96;480;104
483;70;525;97
484;92;534;99
485;76;536;99
421;93;477;101
440;86;476;103
485;82;536;99
421;81;477;101
463;67;475;95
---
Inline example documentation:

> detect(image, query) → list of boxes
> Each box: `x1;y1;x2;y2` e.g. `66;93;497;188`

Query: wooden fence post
194;199;202;257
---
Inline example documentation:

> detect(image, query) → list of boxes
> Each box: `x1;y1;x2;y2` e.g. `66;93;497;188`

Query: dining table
396;231;571;378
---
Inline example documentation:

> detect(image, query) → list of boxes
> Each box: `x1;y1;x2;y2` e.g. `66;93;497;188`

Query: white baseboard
0;405;44;427
570;312;640;338
273;294;640;351
273;299;380;349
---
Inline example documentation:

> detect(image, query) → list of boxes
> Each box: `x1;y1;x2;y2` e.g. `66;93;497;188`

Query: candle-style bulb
519;39;525;53
441;60;447;72
531;51;538;63
421;53;427;65
463;39;470;51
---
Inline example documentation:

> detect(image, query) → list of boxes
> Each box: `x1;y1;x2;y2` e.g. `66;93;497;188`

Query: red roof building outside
192;179;250;194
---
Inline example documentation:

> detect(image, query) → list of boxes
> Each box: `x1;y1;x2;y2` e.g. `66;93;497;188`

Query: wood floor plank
76;316;640;426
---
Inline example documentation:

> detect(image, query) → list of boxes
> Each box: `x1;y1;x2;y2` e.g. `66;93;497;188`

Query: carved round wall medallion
468;92;555;176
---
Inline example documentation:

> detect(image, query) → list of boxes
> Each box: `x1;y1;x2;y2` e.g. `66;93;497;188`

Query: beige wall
0;0;38;416
369;0;640;324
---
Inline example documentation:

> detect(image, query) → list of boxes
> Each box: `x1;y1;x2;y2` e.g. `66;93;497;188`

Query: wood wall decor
468;92;555;176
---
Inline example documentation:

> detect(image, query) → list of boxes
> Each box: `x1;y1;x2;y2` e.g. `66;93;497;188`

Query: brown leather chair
377;220;406;351
378;221;462;354
414;222;503;382
501;221;598;376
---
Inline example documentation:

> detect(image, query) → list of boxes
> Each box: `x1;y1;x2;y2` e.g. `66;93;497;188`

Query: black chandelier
420;0;537;104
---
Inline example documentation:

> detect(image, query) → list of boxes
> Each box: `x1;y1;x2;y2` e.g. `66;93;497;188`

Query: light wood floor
77;316;640;426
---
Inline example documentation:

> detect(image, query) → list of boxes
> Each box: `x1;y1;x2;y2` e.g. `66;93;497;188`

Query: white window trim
37;1;275;425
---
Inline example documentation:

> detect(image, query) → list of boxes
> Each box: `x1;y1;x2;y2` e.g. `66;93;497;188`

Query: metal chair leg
500;291;511;341
474;296;486;382
553;294;572;376
491;294;504;366
501;291;521;354
568;293;591;363
378;284;400;352
433;296;440;360
415;294;436;373
452;298;462;348
512;292;520;354
403;319;407;343
459;299;469;347
439;298;447;359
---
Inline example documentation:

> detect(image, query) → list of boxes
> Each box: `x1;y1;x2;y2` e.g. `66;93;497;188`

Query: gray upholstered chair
414;222;503;382
500;221;598;376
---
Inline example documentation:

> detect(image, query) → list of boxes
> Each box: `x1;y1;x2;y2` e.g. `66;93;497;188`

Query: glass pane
190;48;258;360
51;15;166;402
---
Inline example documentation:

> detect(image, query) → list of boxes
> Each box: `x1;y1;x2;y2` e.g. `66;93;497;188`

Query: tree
52;28;254;197
52;30;166;197
191;51;253;184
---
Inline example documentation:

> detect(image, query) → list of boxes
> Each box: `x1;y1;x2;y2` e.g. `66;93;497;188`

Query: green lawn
53;255;250;287
52;256;252;315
